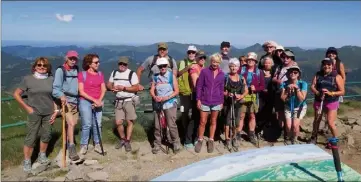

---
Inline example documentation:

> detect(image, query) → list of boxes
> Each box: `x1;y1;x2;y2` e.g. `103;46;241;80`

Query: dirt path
2;110;361;181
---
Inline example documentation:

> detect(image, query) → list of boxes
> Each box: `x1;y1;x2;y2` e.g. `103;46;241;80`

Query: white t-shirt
109;69;139;101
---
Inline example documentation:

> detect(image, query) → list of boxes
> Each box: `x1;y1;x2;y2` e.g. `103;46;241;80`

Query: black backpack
148;55;174;77
112;70;135;85
57;65;79;82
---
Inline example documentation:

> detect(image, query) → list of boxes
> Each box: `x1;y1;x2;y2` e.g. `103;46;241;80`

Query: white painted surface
151;144;333;181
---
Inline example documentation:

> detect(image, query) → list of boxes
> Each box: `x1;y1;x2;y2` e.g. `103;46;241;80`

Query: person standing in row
107;57;140;152
194;53;225;153
78;54;107;155
13;57;58;173
219;41;232;74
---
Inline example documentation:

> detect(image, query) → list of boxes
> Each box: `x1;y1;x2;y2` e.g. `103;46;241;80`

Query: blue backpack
153;71;174;90
240;66;261;85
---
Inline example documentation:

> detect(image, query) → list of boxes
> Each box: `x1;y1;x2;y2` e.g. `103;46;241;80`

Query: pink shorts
313;101;339;111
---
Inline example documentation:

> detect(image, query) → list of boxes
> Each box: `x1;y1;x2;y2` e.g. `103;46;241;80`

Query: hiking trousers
154;104;180;147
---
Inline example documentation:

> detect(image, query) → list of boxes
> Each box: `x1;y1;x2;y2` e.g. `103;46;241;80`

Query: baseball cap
326;47;338;55
283;50;295;57
246;52;258;61
158;42;168;49
196;50;206;59
156;57;169;66
276;45;285;51
187;45;197;52
287;65;301;73
118;56;129;64
220;41;231;48
66;50;79;58
322;57;333;64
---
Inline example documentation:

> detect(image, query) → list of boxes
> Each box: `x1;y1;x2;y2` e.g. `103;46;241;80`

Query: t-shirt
108;69;139;101
19;75;54;115
141;55;178;82
279;80;308;108
78;71;105;100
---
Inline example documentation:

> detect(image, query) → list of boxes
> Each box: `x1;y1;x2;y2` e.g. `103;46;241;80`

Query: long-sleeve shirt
52;66;79;104
196;66;225;106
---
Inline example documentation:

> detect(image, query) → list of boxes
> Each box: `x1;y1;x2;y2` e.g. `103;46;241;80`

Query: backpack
111;70;135;85
240;66;261;85
148;55;174;77
153;71;174;90
57;65;79;82
82;71;102;82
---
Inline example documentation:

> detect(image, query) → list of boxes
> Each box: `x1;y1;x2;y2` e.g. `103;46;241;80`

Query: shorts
65;103;79;125
115;100;137;121
24;112;52;147
240;102;259;113
285;105;307;120
313;101;339;111
200;104;222;112
225;105;241;126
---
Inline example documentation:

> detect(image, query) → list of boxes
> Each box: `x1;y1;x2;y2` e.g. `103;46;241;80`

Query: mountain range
2;42;361;93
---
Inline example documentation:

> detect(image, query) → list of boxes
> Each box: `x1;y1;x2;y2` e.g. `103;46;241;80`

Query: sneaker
80;145;88;155
308;137;317;144
38;152;50;164
115;139;126;149
152;145;160;154
194;139;203;153
68;144;80;161
184;143;194;149
124;141;132;152
94;144;106;154
207;140;214;153
23;160;32;173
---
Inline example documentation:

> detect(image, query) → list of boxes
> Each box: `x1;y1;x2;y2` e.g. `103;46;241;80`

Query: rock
300;125;312;133
90;164;104;171
26;176;48;182
65;166;84;181
31;162;49;175
353;125;361;132
54;150;70;168
86;171;109;181
347;135;355;147
341;150;346;154
356;119;361;126
131;175;139;181
84;160;98;166
338;126;347;136
52;176;66;182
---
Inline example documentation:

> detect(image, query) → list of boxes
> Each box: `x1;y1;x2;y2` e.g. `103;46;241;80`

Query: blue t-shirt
246;72;254;87
279;80;308;108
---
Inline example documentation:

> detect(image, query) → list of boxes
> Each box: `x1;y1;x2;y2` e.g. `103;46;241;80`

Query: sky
2;1;361;48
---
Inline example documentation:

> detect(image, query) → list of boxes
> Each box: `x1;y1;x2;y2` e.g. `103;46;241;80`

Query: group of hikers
13;41;346;173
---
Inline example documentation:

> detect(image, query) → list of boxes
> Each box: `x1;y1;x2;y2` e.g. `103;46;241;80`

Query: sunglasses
158;64;168;69
198;56;206;60
289;71;299;75
92;61;100;64
276;50;284;53
158;48;167;51
36;64;47;68
187;51;196;55
68;57;78;61
118;62;128;66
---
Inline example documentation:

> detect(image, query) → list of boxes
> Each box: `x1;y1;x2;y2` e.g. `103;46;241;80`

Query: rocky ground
2;110;361;181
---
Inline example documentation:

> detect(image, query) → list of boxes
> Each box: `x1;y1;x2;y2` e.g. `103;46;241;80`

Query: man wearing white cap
177;45;198;148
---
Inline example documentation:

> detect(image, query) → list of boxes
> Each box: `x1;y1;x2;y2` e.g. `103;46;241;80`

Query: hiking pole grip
61;103;66;168
328;137;344;182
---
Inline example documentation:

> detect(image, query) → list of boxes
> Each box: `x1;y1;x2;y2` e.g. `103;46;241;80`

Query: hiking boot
68;144;80;161
124;141;132;152
249;134;258;146
80;145;88;155
308;137;317;144
194;139;203;153
152;145;160;154
23;160;32;173
94;144;106;154
207;140;214;153
173;143;181;154
184;143;194;149
232;138;238;148
284;139;292;145
115;139;126;149
236;133;242;141
38;152;50;164
225;139;231;150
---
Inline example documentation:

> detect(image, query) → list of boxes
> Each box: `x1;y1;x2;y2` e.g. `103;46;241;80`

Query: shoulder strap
82;71;86;82
225;73;230;87
169;71;173;87
168;55;174;69
57;66;66;82
128;70;134;85
112;70;117;78
336;59;341;75
240;66;246;75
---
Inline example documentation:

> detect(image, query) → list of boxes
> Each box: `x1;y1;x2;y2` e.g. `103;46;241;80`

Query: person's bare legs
327;109;338;137
209;111;219;140
195;111;209;153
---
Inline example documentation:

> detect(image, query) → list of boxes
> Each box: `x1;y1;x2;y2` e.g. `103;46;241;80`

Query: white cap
246;52;258;60
276;45;284;51
229;58;240;67
187;45;197;52
156;57;169;66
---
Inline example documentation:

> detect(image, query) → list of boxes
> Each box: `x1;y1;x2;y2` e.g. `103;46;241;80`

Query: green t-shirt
19;75;55;115
178;58;196;95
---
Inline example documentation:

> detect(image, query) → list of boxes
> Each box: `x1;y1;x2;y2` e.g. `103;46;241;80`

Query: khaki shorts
65;103;79;125
115;101;137;121
240;102;259;113
285;105;307;120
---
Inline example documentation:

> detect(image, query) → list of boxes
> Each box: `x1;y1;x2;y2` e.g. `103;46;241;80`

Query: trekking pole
250;90;260;148
290;90;295;144
328;137;344;182
61;103;66;168
92;107;105;156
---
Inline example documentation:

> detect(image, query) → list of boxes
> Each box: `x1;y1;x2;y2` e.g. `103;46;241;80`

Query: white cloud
55;13;74;22
174;16;180;20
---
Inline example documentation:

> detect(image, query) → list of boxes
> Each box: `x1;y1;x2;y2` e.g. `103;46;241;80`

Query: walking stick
290;90;295;144
328;137;344;182
61;103;66;168
92;107;105;156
